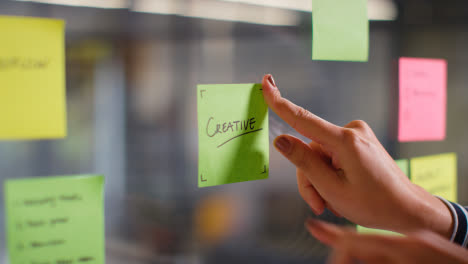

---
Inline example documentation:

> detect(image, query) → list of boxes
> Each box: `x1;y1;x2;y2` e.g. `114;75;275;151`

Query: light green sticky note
312;0;369;61
4;175;105;264
395;159;409;177
410;153;457;202
197;84;269;187
356;225;402;236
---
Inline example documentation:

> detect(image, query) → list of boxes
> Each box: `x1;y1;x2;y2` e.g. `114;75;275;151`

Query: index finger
262;74;342;146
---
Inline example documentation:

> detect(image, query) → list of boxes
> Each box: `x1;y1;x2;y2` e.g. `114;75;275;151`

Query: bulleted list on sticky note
398;57;447;142
410;153;457;202
4;175;105;264
312;0;368;61
0;16;66;140
197;84;269;187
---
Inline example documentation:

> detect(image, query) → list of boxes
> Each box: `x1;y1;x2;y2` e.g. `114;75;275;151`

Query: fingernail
267;74;276;87
274;136;291;153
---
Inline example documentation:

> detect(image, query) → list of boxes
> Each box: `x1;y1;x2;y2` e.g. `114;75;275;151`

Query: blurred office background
1;0;468;263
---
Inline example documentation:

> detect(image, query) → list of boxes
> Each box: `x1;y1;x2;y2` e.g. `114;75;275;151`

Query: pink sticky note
398;57;447;142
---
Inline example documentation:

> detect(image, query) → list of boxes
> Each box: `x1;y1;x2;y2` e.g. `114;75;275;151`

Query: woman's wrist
409;184;454;239
426;195;455;239
444;200;468;247
435;196;458;241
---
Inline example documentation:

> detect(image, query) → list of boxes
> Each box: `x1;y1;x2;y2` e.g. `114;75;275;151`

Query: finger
274;135;343;192
343;120;369;130
325;201;343;218
305;218;344;246
318;143;342;169
307;220;400;264
322;223;401;264
262;74;342;146
297;169;325;215
344;120;378;141
327;249;353;264
337;233;399;264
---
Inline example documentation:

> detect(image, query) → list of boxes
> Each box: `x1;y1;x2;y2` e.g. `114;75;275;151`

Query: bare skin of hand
261;74;453;238
305;219;468;264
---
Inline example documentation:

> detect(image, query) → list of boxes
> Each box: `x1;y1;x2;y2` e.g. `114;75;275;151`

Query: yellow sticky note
0;16;66;139
410;153;457;202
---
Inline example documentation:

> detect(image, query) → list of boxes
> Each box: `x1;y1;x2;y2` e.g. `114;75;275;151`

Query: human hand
261;74;453;238
305;219;468;264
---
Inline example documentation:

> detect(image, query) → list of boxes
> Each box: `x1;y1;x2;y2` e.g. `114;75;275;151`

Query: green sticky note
197;84;269;187
410;153;457;202
312;0;369;61
395;159;409;177
4;175;105;264
356;225;402;236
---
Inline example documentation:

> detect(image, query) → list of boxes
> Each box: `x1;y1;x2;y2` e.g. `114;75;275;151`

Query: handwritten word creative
197;84;269;187
0;16;66;139
4;175;105;264
398;57;447;142
410;153;457;202
312;0;368;61
206;117;258;137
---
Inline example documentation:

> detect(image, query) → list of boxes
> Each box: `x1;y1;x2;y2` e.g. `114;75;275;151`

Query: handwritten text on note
398;57;447;142
4;175;105;264
0;16;66;140
410;153;457;202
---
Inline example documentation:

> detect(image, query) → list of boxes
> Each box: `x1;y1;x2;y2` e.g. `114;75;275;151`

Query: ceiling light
132;0;300;26
222;0;398;20
13;0;128;9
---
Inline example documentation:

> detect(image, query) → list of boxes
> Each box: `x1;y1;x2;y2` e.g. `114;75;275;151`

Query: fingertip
273;135;292;154
262;74;278;96
313;205;325;215
305;218;317;228
305;219;342;246
261;74;269;87
262;74;276;86
305;218;328;242
267;74;276;87
305;218;320;236
307;198;325;215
